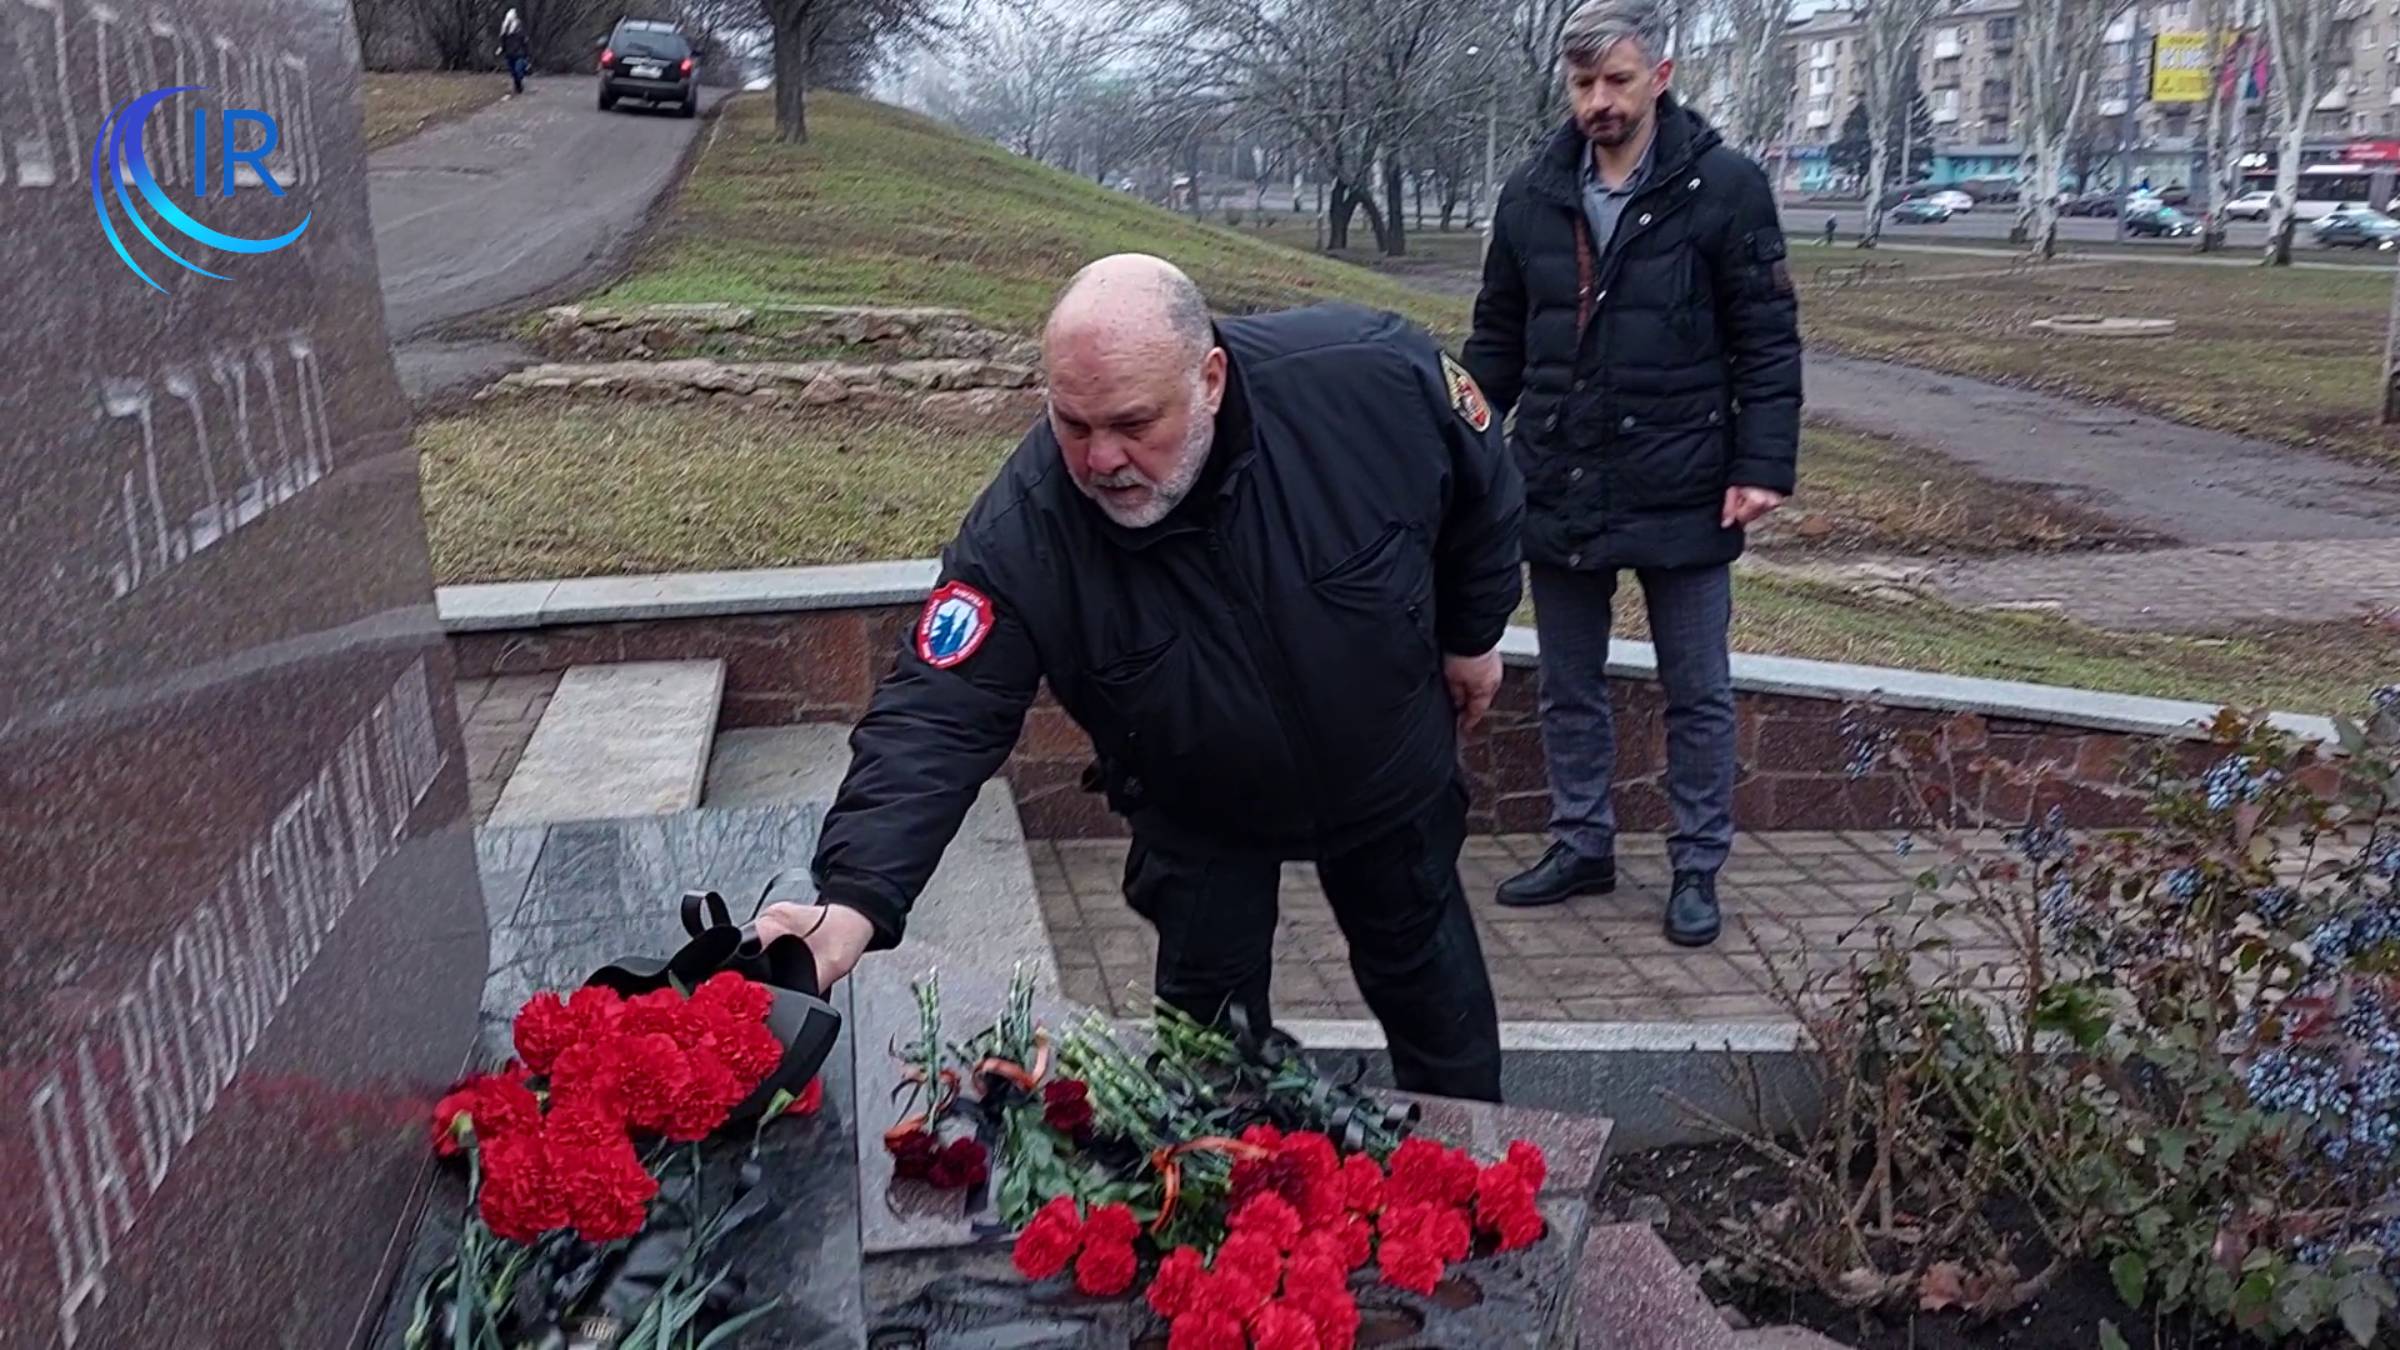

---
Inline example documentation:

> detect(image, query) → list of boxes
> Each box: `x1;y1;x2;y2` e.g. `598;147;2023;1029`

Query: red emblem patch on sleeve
1441;353;1493;433
916;581;994;669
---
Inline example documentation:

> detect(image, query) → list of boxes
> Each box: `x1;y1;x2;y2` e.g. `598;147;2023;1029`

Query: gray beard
1081;413;1214;529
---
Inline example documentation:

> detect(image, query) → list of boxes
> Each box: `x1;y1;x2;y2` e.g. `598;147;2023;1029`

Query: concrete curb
1285;1017;1822;1152
436;560;2338;746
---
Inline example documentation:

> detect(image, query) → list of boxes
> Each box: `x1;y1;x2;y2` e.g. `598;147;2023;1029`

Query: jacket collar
1526;91;1720;207
1086;324;1259;552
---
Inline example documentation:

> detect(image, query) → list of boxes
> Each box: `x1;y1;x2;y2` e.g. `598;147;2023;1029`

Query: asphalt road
370;76;730;341
1796;201;2400;264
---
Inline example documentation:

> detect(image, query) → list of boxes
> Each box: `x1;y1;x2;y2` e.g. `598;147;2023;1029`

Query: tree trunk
1863;136;1890;244
1327;183;1355;250
2266;112;2304;266
1383;158;1408;257
773;29;810;143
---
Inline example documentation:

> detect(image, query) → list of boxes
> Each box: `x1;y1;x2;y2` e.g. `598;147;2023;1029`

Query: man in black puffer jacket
1462;0;1802;945
756;254;1525;1102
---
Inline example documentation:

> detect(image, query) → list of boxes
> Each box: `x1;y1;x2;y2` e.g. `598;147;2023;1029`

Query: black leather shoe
1497;842;1617;908
1666;871;1722;947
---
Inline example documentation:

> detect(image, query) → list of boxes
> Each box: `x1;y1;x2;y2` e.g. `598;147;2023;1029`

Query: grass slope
361;72;511;151
599;94;1467;337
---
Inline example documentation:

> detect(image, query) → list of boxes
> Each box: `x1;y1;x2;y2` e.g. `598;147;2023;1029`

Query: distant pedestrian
1823;214;1838;246
499;9;530;96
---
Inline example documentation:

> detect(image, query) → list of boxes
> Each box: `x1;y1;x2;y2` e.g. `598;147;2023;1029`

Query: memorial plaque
0;3;486;1346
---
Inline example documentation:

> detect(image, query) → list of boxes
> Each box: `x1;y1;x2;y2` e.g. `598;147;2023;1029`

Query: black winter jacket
813;304;1525;949
1461;95;1802;571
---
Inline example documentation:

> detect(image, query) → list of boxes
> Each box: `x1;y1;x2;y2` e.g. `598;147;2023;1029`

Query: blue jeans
508;56;529;92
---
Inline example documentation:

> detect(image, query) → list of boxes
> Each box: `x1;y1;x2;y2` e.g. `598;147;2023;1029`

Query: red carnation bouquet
408;973;820;1349
895;970;1556;1350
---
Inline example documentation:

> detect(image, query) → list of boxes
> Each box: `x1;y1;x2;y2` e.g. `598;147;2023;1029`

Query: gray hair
1558;0;1668;69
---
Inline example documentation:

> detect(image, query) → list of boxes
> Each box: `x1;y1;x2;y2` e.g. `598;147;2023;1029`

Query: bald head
1042;254;1227;529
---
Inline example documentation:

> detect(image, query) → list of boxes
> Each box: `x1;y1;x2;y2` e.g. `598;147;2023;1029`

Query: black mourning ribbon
1215;1001;1419;1155
584;883;845;1125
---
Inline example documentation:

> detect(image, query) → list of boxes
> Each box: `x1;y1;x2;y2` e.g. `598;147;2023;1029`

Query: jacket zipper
1204;526;1323;838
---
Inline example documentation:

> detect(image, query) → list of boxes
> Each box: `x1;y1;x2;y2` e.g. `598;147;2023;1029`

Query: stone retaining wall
476;356;1047;425
447;600;2251;841
534;303;1042;365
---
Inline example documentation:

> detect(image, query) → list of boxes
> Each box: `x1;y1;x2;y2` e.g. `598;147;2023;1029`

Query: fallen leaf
1919;1261;1968;1312
1834;1266;1897;1307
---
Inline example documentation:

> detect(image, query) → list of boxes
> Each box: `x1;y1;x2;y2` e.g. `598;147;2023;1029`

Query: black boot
1665;871;1721;947
1497;842;1616;908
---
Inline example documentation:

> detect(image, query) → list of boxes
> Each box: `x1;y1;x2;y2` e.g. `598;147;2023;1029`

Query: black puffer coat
1461;94;1802;572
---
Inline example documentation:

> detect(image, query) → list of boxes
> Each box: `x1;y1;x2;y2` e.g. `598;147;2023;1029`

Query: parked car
2124;203;2196;237
1889;198;1953;224
1924;189;1976;213
1956;176;2022;204
2061;189;2120;217
2154;184;2192;206
2221;189;2275;221
598;17;697;116
2313;207;2400;249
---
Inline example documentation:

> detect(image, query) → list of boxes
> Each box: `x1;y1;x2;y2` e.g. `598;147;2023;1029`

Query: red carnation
1168;1309;1247;1350
1239;1123;1284;1150
928;1137;990;1189
1489;1199;1545;1252
1279;1131;1339;1184
478;1131;568;1243
1147;1246;1211;1318
511;993;582;1074
1426;1205;1472;1262
549;1038;632;1112
433;1069;540;1155
1376;1237;1443;1295
1337;1216;1374;1272
616;1032;694;1133
718;1018;784;1087
1013;1196;1085;1280
1249;1303;1322;1350
551;1134;659;1242
1290;1230;1351;1285
547;1094;628;1148
887;1127;939;1180
1288;1285;1361;1350
787;1077;825;1117
692;970;773;1024
1338;1154;1385;1215
1475;1159;1532;1212
1386;1138;1476;1208
1286;1248;1347;1300
1506;1140;1548;1193
1213;1231;1283;1315
1075;1236;1138;1296
566;984;626;1037
1082;1202;1139;1247
1042;1079;1096;1135
659;1048;746;1141
1229;1193;1303;1253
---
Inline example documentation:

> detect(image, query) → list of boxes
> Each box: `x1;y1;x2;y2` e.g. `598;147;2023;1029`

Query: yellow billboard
2150;32;2218;103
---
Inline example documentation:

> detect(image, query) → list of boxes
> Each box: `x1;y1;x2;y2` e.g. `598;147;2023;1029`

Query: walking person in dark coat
499;8;531;95
1461;0;1802;946
754;254;1526;1101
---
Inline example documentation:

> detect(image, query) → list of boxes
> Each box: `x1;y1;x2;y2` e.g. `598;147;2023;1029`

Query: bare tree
760;0;954;141
939;6;1122;164
1855;0;1944;244
2193;1;2260;251
2259;0;2342;264
2011;0;2133;257
1678;0;1795;160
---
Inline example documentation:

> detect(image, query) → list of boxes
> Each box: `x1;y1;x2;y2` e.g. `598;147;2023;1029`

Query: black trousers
1122;779;1503;1102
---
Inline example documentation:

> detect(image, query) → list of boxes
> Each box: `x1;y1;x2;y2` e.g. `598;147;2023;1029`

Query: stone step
1735;1328;1850;1349
488;660;724;826
701;723;1059;991
1574;1221;1740;1350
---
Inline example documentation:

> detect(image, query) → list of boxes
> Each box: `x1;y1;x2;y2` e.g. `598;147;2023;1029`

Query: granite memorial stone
0;3;486;1346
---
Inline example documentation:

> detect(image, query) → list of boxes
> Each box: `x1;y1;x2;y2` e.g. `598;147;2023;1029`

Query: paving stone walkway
1033;832;2018;1024
457;673;561;823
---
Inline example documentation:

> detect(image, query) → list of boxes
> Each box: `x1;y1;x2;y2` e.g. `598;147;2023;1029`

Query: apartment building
1766;0;2400;196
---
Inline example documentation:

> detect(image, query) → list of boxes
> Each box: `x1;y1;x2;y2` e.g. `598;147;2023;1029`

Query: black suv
598;18;697;116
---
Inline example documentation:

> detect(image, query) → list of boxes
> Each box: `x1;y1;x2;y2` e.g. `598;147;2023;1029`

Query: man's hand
1444;648;1505;738
755;901;878;994
1721;486;1787;529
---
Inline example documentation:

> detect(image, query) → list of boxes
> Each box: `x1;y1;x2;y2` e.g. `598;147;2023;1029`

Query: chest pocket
1308;523;1439;714
1076;632;1197;808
